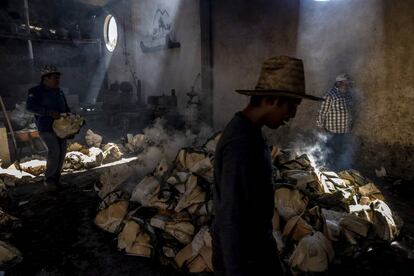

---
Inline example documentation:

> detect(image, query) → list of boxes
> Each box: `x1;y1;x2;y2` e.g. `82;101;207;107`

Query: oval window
104;15;118;52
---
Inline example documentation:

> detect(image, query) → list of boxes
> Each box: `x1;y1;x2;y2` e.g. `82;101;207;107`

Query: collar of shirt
40;83;61;93
331;87;352;98
236;112;262;131
235;111;268;144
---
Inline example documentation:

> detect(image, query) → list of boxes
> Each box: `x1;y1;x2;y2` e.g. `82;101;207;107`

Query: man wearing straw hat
26;65;70;191
212;56;323;276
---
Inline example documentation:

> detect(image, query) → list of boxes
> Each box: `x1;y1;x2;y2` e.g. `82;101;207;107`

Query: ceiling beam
73;0;111;7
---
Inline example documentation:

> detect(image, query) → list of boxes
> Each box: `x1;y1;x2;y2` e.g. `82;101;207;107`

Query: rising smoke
289;129;358;172
134;117;213;176
290;131;331;168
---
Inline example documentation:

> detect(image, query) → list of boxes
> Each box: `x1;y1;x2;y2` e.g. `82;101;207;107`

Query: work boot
55;178;68;189
43;180;57;192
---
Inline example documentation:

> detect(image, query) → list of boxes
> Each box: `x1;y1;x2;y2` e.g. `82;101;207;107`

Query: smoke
289;131;331;169
123;116;214;192
296;0;384;77
331;134;358;171
288;130;358;172
195;123;214;147
181;104;199;131
135;117;213;176
138;146;164;175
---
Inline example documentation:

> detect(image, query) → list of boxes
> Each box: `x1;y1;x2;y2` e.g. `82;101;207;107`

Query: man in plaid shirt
317;74;354;170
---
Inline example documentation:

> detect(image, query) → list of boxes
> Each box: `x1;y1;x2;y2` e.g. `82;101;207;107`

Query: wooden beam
0;125;11;165
200;0;213;126
0;96;17;162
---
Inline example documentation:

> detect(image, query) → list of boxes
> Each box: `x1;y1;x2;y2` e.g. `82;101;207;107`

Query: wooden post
0;96;18;160
200;0;213;127
23;0;35;82
23;0;34;60
0;125;11;165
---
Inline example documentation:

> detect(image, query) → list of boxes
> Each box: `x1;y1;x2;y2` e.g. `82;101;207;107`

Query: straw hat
236;56;323;101
40;64;61;77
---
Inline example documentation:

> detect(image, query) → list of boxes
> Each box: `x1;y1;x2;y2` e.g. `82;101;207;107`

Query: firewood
274;187;308;220
0;240;22;267
289;232;334;273
85;129;102;148
52;113;85;139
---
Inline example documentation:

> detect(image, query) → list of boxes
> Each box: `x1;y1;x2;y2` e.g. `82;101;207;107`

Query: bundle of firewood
64;135;124;171
0;166;36;187
272;149;403;273
93;133;403;274
0;182;22;269
52;113;85;139
94;133;221;273
125;134;146;153
15;160;47;176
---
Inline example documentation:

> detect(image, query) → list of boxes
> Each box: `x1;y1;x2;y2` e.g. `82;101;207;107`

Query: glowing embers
104;14;118;52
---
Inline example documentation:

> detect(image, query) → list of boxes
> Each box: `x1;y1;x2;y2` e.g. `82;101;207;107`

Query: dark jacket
26;84;70;132
212;112;281;276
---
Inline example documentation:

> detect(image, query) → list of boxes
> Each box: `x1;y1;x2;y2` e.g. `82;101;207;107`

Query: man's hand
316;125;326;133
48;111;61;120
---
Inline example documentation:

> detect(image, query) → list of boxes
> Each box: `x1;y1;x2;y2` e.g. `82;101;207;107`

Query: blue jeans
326;133;356;171
39;132;67;184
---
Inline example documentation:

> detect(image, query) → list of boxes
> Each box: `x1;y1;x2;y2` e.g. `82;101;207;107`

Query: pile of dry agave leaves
0;120;403;272
0;125;403;272
94;132;402;274
0;128;145;182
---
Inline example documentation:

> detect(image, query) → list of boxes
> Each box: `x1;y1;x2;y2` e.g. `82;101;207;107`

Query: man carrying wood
316;74;354;170
26;65;70;190
212;56;323;276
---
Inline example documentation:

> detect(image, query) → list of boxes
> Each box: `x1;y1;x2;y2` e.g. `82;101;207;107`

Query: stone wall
211;0;414;178
211;0;300;128
105;0;201;110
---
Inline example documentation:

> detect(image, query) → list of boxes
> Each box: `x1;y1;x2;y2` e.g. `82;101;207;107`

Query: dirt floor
3;171;414;276
5;180;191;276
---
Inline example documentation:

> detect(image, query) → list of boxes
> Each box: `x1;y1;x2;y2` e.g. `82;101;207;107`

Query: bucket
15;130;30;142
29;129;40;138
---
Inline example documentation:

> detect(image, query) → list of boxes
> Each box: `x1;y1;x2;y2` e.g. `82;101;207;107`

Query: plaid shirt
317;86;353;133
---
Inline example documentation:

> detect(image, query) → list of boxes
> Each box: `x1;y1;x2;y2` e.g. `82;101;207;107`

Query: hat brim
336;79;354;83
235;90;324;101
42;72;61;77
